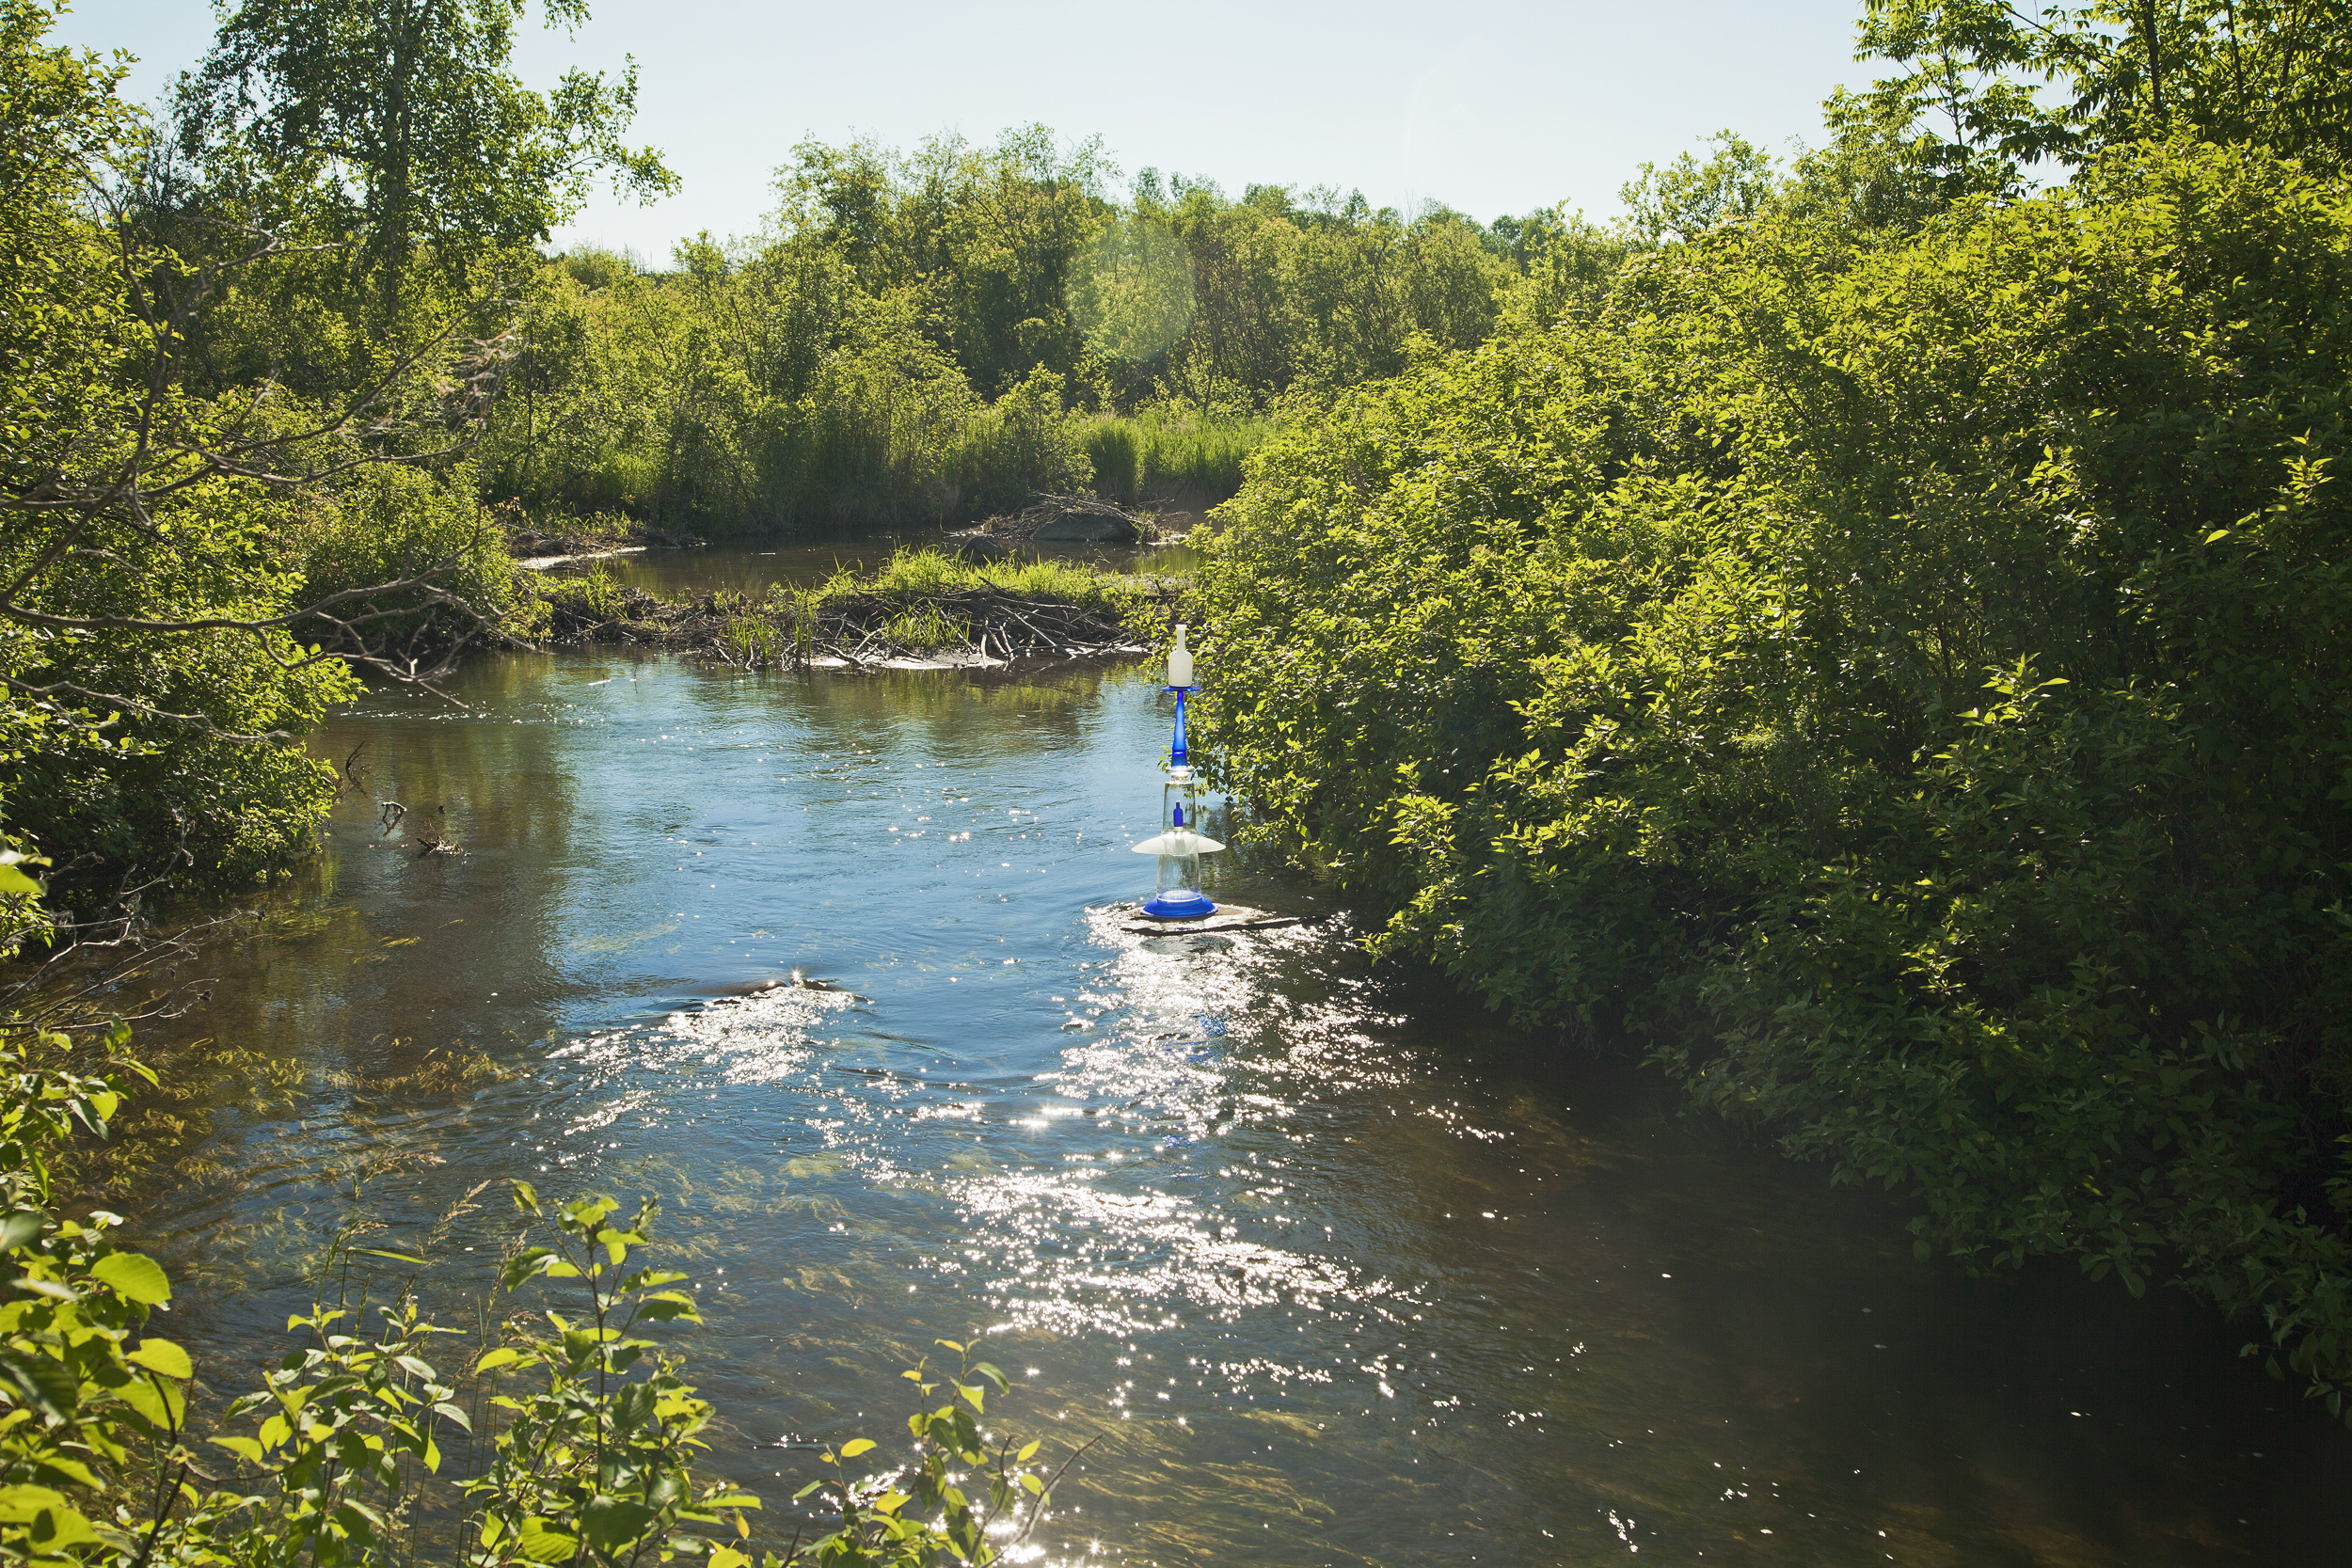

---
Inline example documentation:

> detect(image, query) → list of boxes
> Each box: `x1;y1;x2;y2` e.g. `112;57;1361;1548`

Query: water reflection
121;652;2347;1567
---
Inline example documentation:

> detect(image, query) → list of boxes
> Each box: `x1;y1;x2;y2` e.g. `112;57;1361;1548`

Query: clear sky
52;0;1873;262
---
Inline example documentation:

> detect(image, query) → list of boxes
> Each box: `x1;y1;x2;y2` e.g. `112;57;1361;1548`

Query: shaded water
128;650;2347;1566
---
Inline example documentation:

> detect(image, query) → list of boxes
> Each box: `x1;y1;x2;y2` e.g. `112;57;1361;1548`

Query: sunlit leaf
126;1338;193;1379
89;1251;169;1305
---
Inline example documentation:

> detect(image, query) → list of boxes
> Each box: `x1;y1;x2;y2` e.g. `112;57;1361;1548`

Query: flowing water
119;563;2351;1565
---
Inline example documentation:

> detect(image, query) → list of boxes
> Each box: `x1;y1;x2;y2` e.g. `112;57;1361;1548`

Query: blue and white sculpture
1135;624;1223;919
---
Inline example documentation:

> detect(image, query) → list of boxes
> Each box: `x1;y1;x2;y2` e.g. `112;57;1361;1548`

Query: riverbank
534;546;1178;669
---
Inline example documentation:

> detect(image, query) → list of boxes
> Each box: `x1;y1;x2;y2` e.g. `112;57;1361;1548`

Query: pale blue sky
53;0;1871;261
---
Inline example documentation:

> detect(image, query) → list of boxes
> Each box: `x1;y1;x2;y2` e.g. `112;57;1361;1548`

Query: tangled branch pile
536;548;1166;669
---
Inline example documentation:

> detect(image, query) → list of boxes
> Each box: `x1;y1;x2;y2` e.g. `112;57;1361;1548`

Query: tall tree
177;0;674;307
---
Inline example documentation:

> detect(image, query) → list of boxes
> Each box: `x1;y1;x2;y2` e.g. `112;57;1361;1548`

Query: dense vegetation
473;131;1612;531
1197;2;2352;1419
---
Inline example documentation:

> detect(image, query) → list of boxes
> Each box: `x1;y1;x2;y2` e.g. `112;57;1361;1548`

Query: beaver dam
534;547;1179;669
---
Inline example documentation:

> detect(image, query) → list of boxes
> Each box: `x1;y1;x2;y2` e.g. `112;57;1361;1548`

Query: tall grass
1078;412;1271;506
499;383;1264;536
841;547;1143;616
541;566;628;622
882;603;970;650
717;615;785;666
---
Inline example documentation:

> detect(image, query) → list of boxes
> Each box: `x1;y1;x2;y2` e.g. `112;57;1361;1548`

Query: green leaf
0;1485;99;1548
0;1211;46;1251
472;1346;525;1373
89;1251;170;1305
514;1518;579;1563
0;1344;78;1418
580;1496;658;1553
127;1337;193;1379
210;1435;265;1464
31;1456;99;1491
838;1438;876;1458
501;1247;558;1289
351;1248;430;1266
612;1382;658;1431
8;1276;75;1304
633;1291;701;1323
114;1370;185;1432
0;863;43;897
622;1268;690;1291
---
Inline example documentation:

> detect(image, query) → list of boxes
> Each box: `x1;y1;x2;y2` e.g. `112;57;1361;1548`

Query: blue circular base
1142;891;1217;920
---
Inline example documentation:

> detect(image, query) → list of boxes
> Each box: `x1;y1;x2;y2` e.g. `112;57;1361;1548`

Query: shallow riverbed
126;648;2349;1566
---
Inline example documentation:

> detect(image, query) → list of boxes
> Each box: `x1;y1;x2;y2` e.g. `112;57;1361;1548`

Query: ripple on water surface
126;650;2348;1567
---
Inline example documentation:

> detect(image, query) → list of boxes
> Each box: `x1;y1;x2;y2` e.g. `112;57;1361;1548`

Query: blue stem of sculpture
1136;626;1223;919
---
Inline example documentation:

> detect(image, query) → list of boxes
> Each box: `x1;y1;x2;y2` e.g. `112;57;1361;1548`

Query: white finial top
1168;624;1192;689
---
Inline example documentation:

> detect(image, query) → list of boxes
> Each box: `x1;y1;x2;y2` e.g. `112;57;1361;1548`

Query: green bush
0;471;359;894
951;367;1093;518
1195;138;2352;1412
286;459;547;664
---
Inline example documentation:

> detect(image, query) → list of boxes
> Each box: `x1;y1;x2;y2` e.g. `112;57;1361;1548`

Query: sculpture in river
1134;624;1223;919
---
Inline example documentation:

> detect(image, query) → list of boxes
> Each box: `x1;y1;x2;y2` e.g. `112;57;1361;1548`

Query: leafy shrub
285;459;548;664
1196;137;2352;1413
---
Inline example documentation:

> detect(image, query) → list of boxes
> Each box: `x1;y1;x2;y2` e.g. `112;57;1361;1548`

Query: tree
1617;131;1779;245
0;2;529;895
176;0;675;309
1850;0;2352;176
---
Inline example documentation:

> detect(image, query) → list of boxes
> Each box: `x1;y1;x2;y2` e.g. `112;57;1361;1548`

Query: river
119;549;2349;1566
